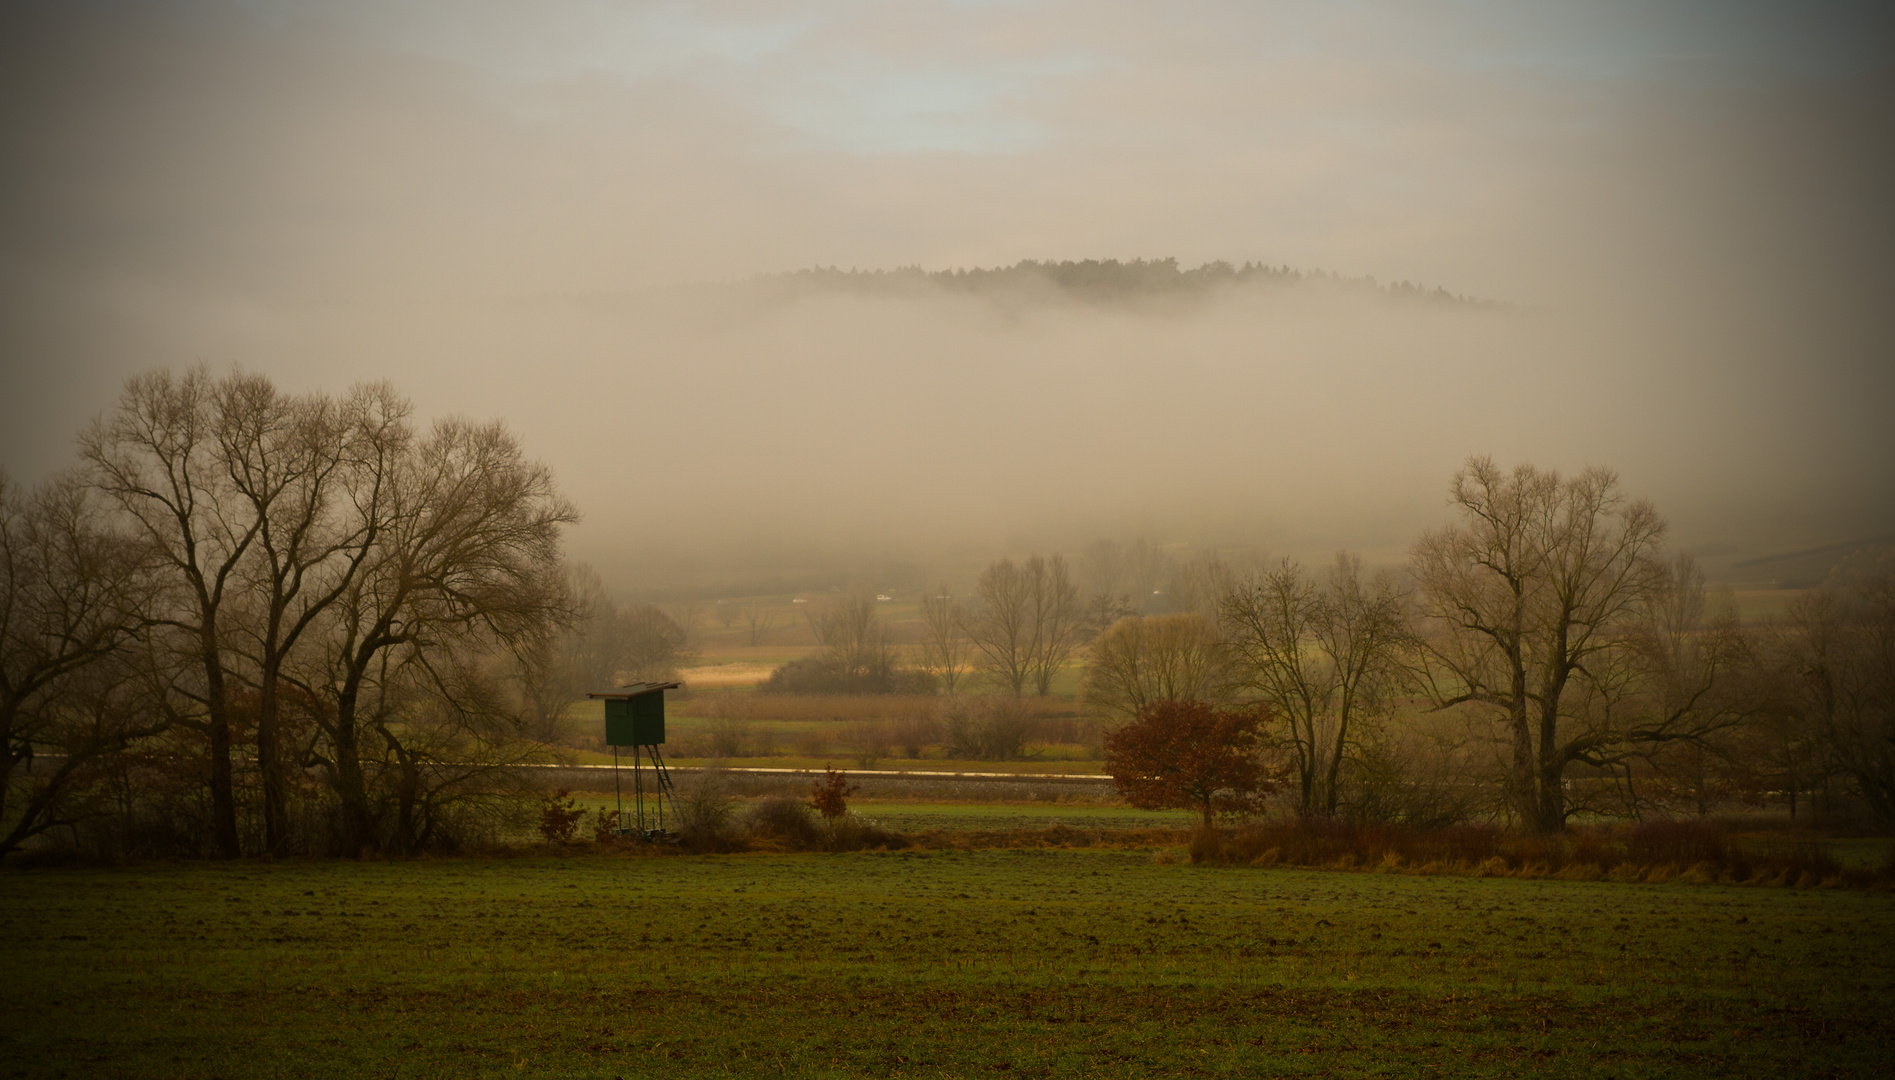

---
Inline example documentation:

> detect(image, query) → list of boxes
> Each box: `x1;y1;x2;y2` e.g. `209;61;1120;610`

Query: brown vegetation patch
1185;818;1895;888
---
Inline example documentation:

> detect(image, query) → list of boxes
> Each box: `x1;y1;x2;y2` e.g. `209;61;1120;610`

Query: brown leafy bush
810;767;858;820
537;789;588;843
591;809;623;843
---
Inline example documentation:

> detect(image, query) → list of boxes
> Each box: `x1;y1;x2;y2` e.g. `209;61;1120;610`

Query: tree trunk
1508;712;1537;829
1535;758;1566;834
202;622;241;858
1527;701;1564;833
1323;714;1349;817
331;683;376;858
1507;653;1539;828
390;734;419;856
257;668;288;855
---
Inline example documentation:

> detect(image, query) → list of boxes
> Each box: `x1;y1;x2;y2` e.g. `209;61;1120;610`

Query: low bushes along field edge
1186;817;1895;889
16;799;1888;889
427;810;1895;890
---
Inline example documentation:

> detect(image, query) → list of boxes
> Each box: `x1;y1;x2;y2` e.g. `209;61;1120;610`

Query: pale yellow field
678;662;779;689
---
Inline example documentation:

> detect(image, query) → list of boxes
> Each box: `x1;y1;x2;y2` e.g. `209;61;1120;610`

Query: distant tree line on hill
758;257;1491;308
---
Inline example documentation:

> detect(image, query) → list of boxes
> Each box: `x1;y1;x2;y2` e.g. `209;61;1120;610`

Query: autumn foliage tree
809;767;858;820
1104;700;1273;827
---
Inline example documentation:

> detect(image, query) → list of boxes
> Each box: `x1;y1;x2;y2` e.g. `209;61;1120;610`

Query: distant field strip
678;662;778;688
530;764;1116;803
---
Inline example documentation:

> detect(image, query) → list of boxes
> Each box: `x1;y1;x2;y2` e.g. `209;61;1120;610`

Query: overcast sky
3;1;1891;589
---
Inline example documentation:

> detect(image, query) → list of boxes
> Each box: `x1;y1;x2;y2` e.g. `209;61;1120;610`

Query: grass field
6;851;1892;1078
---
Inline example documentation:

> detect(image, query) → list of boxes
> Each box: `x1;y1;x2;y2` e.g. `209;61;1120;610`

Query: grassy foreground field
5;851;1893;1079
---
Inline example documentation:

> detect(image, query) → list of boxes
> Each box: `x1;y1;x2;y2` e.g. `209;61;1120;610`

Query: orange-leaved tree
809;766;858;820
1104;700;1273;827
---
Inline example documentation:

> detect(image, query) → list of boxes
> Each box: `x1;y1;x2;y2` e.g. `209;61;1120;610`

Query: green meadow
5;850;1892;1078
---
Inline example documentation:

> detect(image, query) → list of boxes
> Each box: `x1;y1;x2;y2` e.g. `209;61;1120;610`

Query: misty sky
3;1;1891;590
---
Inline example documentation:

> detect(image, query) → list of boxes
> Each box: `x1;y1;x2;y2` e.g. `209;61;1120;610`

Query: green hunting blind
586;682;681;841
603;692;665;747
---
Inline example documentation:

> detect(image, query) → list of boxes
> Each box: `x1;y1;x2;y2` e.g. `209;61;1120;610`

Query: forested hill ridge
749;258;1496;308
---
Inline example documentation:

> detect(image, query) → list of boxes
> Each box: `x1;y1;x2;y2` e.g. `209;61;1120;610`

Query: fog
3;1;1891;595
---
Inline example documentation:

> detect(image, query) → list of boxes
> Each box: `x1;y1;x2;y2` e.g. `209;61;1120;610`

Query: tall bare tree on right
1410;457;1666;833
1770;548;1895;820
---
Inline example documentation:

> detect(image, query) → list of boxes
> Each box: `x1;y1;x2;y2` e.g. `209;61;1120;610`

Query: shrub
823;815;907;852
537;789;588;843
705;718;749;758
1340;725;1482;827
760;655;935;695
744;797;823;849
1629;819;1728;867
1178;816;1892;888
591;809;623;843
810;767;858;820
841;723;892;767
893;714;940;758
942;696;1038;761
674;770;740;850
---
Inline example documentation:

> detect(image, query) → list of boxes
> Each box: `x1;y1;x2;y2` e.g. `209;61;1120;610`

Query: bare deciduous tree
222;377;409;853
1080;613;1229;721
1079;538;1125;600
81;367;265;857
1771;549;1895;820
1409;457;1666;833
0;472;160;859
514;563;607;741
1161;551;1237;619
965;555;1084;696
805;595;892;683
515;569;696;742
742;603;778;647
941;694;1036;760
1125;537;1170;613
916;584;971;694
300;417;576;855
614;603;695;684
665;601;703;647
1027;555;1084;696
1221;553;1407;816
967;558;1035;695
1602;555;1753;816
